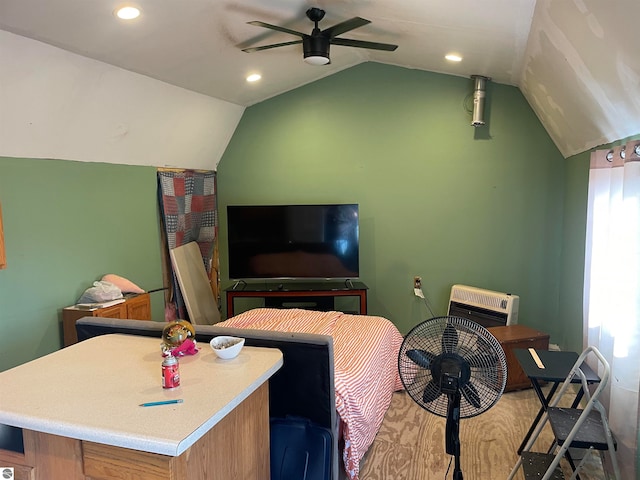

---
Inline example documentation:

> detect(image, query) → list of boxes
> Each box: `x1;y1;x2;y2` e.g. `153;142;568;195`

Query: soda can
162;354;180;388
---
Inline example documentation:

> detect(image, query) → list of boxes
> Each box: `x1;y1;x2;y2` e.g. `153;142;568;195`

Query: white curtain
584;140;640;479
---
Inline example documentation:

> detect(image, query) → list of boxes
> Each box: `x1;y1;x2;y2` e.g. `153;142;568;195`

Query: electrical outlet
414;276;422;289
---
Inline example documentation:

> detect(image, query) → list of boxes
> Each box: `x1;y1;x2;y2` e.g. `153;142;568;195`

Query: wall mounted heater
447;284;519;328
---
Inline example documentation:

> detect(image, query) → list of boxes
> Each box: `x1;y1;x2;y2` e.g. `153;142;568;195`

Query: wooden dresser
62;293;151;346
488;325;550;391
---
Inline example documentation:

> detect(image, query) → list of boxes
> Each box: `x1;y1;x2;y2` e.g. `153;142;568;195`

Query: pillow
101;274;145;294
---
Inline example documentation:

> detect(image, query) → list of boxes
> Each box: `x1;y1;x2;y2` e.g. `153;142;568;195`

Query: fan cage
398;315;507;419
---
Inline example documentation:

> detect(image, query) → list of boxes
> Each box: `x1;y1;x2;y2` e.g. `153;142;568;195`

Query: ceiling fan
242;7;398;65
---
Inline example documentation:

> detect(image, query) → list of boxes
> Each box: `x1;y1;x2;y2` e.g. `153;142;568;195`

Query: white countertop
0;334;283;456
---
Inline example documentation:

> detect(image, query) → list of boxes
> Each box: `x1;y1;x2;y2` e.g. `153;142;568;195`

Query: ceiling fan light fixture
114;5;140;20
303;36;330;66
304;55;330;66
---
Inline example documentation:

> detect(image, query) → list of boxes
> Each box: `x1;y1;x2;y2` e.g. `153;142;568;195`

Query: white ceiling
1;0;638;157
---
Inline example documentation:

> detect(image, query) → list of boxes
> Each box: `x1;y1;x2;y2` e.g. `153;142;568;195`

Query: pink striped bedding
218;308;403;480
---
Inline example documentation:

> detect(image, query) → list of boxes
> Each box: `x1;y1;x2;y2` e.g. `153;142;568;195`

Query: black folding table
513;348;601;455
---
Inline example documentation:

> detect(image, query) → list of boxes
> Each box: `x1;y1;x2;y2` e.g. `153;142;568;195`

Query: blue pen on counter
139;399;184;407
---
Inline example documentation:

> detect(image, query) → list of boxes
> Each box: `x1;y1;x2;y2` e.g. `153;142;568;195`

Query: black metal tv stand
225;281;368;318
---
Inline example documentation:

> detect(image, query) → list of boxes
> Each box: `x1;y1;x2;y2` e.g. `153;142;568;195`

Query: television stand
225;281;368;318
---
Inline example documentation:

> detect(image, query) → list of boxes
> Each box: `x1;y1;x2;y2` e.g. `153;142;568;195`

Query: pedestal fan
398;316;507;479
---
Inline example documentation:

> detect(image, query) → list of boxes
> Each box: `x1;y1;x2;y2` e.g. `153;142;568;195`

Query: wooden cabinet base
0;449;34;480
62;293;151;347
0;383;270;480
488;325;550;392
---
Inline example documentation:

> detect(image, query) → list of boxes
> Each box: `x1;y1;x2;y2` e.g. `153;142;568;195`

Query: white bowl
209;336;245;359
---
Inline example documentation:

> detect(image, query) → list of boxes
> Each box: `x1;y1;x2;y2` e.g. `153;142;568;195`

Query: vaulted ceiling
1;0;638;157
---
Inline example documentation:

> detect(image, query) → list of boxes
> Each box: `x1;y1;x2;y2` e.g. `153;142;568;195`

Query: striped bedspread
217;308;404;480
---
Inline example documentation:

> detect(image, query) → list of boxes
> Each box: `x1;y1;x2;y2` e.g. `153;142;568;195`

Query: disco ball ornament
161;320;197;356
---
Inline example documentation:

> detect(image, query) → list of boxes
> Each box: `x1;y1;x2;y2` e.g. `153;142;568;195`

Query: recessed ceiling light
445;53;463;62
246;74;262;83
115;6;141;20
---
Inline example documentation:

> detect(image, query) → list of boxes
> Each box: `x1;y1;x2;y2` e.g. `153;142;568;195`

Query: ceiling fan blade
247;21;306;38
242;40;303;53
461;382;481;409
406;349;436;369
331;38;398;51
322;17;370;38
442;323;459;353
423;379;442;404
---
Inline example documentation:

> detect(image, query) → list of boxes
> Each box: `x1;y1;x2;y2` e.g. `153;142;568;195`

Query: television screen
227;204;359;280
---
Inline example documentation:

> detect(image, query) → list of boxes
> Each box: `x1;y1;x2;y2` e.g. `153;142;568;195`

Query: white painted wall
520;0;640;157
0;31;244;169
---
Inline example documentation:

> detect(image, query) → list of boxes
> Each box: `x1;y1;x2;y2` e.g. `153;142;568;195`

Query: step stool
508;345;620;480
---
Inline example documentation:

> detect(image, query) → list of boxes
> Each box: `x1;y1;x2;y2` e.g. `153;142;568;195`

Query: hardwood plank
0;448;34;480
83;442;174;480
0;448;29;468
170;242;220;325
177;381;270;479
23;430;84;480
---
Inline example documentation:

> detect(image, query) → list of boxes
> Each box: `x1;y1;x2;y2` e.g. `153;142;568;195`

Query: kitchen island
0;334;283;479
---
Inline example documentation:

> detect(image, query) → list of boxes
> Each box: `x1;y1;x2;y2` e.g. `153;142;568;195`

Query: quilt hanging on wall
157;169;218;320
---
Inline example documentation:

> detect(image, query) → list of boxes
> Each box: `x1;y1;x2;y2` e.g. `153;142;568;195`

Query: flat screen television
227;204;359;280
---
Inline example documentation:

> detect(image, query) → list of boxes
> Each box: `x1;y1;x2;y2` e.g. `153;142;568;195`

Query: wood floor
358;387;608;480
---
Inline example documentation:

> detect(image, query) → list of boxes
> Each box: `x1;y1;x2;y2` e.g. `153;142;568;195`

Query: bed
216;308;404;480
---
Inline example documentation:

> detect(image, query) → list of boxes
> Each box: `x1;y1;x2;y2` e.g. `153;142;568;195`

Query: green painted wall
557;150;590;353
2;62;630;374
557;132;640;353
217;63;567;339
0;157;164;372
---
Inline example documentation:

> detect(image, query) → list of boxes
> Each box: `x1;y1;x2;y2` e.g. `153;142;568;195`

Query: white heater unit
447;284;519;328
